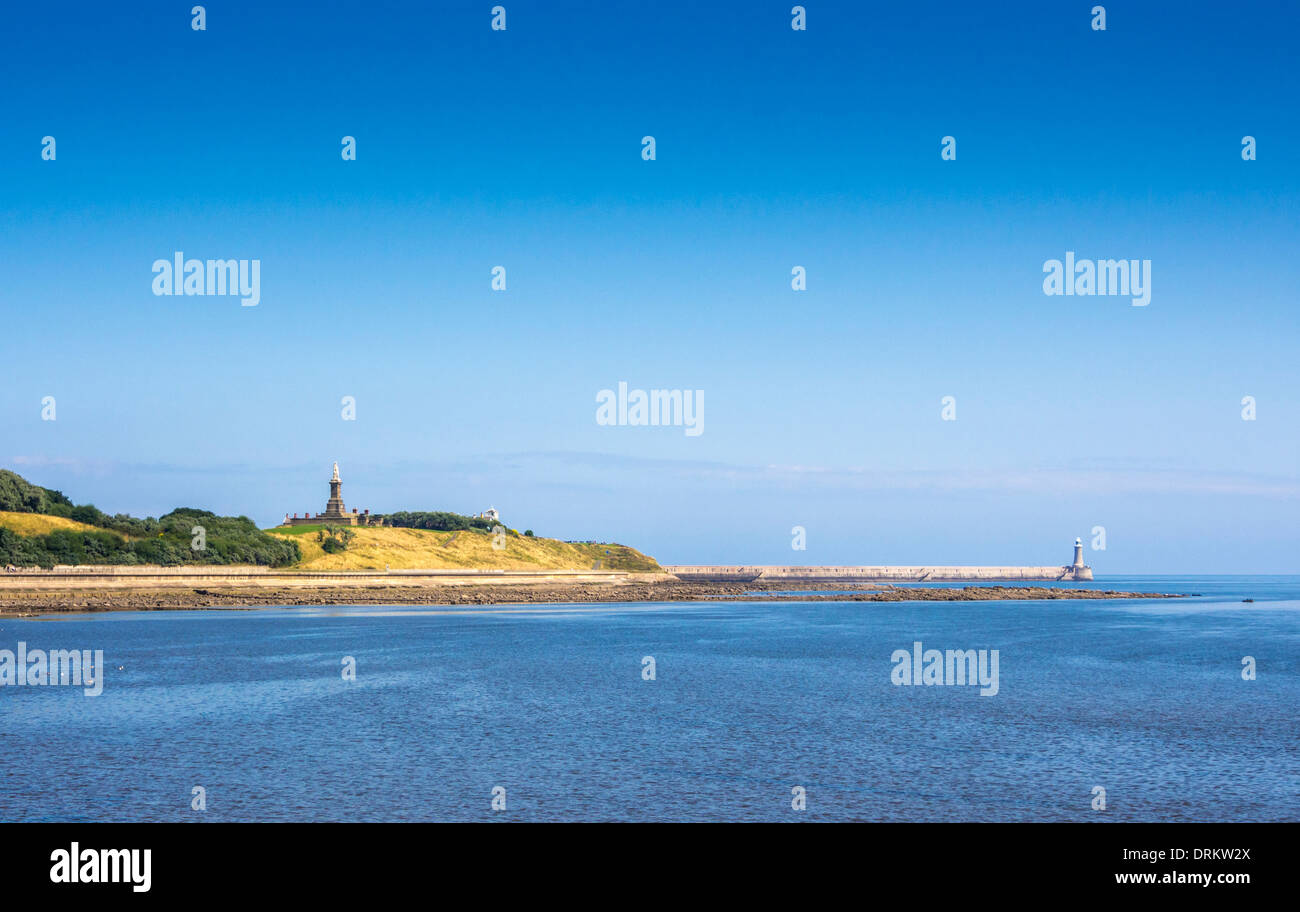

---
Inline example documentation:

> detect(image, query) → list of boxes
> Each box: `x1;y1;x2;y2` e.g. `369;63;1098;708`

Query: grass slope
0;511;125;538
266;525;660;572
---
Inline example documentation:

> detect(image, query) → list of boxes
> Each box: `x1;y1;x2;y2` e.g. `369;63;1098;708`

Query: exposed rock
0;579;1181;614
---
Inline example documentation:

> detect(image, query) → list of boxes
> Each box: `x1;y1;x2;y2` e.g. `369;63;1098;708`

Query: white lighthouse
1066;537;1093;579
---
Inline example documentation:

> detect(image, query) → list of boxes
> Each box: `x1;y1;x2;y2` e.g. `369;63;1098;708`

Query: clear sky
2;1;1297;573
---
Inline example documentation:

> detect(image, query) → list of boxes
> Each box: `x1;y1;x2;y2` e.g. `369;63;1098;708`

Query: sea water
0;576;1295;822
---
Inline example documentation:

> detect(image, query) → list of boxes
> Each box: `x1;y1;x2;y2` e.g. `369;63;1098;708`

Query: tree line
0;470;299;568
382;511;505;533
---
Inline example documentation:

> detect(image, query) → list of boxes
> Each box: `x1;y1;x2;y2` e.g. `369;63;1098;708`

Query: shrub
0;472;301;568
385;511;503;533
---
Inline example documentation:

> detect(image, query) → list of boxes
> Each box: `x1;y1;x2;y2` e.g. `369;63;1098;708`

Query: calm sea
1;575;1296;822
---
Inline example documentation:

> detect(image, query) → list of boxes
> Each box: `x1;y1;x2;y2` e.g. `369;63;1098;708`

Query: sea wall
0;566;660;591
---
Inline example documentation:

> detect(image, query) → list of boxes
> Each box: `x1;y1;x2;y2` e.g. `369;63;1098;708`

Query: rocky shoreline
0;580;1182;615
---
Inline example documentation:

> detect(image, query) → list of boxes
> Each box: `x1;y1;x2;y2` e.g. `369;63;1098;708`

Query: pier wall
662;565;1094;582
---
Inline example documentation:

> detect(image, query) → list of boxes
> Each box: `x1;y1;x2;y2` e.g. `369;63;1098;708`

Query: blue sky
2;1;1297;572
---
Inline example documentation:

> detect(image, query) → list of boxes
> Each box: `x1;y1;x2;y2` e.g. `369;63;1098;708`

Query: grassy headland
0;468;657;573
266;524;660;572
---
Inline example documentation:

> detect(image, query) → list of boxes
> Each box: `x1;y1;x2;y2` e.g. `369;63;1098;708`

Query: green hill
0;469;299;568
0;469;659;573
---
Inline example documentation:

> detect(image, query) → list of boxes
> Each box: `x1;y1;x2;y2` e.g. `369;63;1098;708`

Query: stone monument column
324;462;347;518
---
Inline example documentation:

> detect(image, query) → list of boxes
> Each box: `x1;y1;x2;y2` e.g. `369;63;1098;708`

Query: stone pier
662;565;1093;582
664;540;1095;583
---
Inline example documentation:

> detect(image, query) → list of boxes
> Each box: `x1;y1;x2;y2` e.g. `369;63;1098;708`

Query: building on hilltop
284;462;379;526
